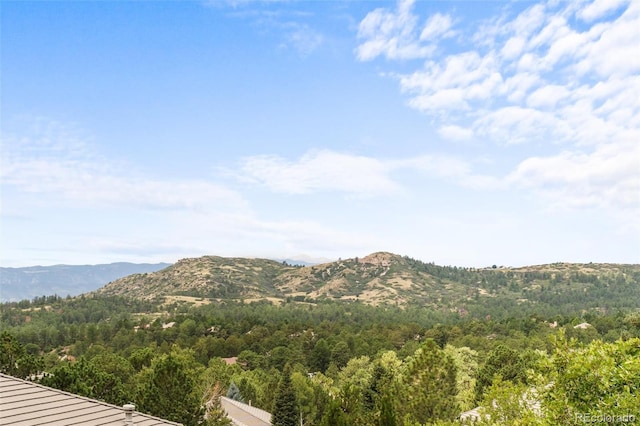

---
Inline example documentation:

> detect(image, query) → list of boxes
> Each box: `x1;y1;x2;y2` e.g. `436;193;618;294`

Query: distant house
459;406;483;422
220;396;271;426
222;357;238;365
573;322;592;329
0;373;182;425
460;386;544;423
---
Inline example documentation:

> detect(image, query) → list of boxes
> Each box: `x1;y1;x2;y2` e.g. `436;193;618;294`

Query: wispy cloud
508;138;640;212
2;117;396;264
356;0;640;215
214;0;324;56
420;13;455;41
236;150;402;196
278;22;323;56
437;125;474;142
234;149;501;196
578;0;630;22
1;117;246;212
355;0;449;61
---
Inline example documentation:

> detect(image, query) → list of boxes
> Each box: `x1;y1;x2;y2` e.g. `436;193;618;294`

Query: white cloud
399;51;501;111
217;2;324;57
438;125;474;141
395;155;502;190
510;3;547;38
578;0;630;22
356;0;439;61
501;36;526;60
1;118;392;266
503;72;540;102
356;0;640;215
0;118;246;212
474;106;572;145
526;84;570;108
236;149;502;195
419;13;454;41
509;139;639;211
575;1;640;78
237;150;402;196
407;88;468;112
279;22;323;56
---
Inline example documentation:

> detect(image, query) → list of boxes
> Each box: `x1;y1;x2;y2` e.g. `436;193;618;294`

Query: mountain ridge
93;252;640;312
0;262;171;302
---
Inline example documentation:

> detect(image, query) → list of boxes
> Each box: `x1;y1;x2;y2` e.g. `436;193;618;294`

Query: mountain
94;253;640;314
0;262;171;302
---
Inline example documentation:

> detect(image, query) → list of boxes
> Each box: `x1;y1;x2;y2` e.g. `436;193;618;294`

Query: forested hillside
96;252;640;317
2;254;639;425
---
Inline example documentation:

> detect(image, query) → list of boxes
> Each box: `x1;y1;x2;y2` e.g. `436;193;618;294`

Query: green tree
320;398;350;426
226;382;244;402
309;338;331;373
336;356;373;424
272;365;298;426
237;349;265;370
129;347;155;371
230;367;280;411
369;351;403;425
237;377;258;405
269;346;292;371
330;341;351;369
475;344;526;402
90;352;134;385
138;353;204;426
202;381;232;426
1;331;42;379
291;370;327;425
40;358;128;405
444;345;478;411
402;339;459;424
377;393;398;426
542;334;640;423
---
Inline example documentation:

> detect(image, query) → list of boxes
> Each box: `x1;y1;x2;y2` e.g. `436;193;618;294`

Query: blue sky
2;0;638;267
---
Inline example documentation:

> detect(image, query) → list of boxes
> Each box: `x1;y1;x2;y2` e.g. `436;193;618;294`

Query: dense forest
2;288;640;425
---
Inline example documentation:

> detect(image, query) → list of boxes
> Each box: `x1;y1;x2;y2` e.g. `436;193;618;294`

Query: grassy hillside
96;256;296;300
94;252;640;315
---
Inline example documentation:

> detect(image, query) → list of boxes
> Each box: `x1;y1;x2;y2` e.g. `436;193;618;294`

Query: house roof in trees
220;396;271;426
0;373;183;426
459;406;483;422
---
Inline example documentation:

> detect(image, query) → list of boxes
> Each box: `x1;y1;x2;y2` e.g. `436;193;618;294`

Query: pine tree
474;344;526;402
272;365;298;426
226;382;244;402
309;339;331;373
403;339;459;424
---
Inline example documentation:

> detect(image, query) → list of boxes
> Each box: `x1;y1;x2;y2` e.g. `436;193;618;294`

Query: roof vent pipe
123;404;135;425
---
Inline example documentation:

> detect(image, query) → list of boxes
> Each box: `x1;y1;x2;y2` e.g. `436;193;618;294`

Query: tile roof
0;373;182;426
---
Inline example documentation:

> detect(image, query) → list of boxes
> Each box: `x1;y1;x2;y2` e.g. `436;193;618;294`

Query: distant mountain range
94;252;640;314
0;262;171;302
